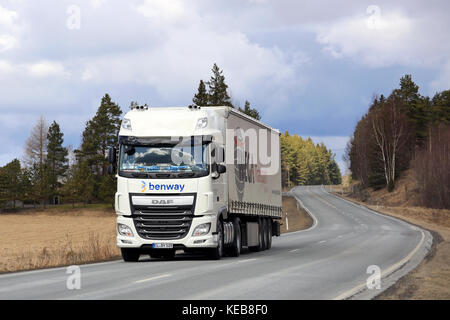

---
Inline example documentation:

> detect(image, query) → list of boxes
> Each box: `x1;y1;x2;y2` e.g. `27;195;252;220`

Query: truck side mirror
216;146;225;163
108;146;117;164
217;164;226;174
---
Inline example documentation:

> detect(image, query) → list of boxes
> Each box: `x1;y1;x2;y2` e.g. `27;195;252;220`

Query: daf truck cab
109;105;282;261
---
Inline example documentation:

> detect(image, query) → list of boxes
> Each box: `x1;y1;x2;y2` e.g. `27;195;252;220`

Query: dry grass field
0;208;120;273
0;197;312;274
281;196;313;233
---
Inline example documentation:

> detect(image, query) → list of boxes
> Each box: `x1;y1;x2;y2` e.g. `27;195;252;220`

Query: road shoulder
330;190;449;300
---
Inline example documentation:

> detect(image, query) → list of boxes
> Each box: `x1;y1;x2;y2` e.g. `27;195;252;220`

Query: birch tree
371;96;412;191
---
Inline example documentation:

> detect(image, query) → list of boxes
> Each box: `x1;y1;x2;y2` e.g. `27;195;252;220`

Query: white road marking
333;229;426;300
289;249;300;253
238;258;257;263
318;240;327;244
135;273;171;284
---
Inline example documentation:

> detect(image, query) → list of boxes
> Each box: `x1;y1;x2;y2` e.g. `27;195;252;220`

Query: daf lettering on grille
151;199;174;205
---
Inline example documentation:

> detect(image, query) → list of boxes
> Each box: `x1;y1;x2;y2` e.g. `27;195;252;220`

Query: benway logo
140;181;185;192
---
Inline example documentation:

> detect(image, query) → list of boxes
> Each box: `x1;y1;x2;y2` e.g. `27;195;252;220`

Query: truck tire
208;220;224;260
121;248;140;262
226;217;241;257
262;218;268;250
266;218;272;250
249;218;264;252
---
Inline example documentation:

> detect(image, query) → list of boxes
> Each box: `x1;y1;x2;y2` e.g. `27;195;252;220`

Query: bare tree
23;116;48;167
370;96;412;191
23;116;49;207
415;124;450;209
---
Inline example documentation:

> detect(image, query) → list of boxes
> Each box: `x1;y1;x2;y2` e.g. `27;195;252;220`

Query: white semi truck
108;105;282;261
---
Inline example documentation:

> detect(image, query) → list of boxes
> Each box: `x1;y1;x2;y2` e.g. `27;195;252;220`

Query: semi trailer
109;105;282;261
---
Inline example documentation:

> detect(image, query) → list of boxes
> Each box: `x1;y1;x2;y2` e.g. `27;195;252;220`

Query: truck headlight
118;223;134;237
192;223;211;236
122;118;132;130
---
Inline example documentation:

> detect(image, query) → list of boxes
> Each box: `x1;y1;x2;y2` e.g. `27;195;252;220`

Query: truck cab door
211;144;227;212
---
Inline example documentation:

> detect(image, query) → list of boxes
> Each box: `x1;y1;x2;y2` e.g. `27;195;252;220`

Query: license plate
152;243;173;249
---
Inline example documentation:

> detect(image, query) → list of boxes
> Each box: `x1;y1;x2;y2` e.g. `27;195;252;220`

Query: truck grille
130;196;195;240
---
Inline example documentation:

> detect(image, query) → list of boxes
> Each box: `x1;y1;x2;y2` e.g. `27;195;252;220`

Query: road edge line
325;187;433;300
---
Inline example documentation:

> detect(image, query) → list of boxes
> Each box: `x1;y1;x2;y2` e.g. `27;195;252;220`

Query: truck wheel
209;220;224;260
266;218;272;250
121;248;140;262
262;218;268;250
249;218;264;252
227;217;241;257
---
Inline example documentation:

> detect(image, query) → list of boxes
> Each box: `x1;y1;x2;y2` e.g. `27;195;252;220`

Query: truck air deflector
119;135;213;146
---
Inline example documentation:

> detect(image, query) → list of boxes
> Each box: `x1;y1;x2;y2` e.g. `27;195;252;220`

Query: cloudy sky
1;0;449;173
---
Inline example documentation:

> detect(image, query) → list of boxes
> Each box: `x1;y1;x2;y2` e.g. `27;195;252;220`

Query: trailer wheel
266;218;272;250
208;220;224;260
121;248;140;262
262;218;268;250
226;217;241;257
249;218;264;252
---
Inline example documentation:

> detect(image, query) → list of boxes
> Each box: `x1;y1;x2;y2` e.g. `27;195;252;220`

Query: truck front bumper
116;214;218;249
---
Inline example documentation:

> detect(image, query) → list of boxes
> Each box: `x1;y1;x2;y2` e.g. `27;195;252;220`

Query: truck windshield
119;142;209;178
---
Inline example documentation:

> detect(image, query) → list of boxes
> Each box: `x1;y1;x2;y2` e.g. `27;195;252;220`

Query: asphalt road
0;186;431;300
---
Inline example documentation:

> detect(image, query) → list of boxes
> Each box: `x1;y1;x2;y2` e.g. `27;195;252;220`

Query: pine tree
238;101;261;120
78;94;122;176
98;175;116;208
73;160;94;207
46;121;69;203
206;63;233;107
393;74;430;145
0;159;22;208
431;90;450;124
20;167;32;207
193;80;209;106
76;94;122;202
61;165;77;208
28;162;48;207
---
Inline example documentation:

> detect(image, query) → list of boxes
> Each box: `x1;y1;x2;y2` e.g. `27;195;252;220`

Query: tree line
0;94;122;209
346;74;449;209
0;63;341;209
281;132;341;188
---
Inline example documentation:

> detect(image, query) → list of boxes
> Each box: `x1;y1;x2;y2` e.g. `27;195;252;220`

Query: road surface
0;186;431;299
